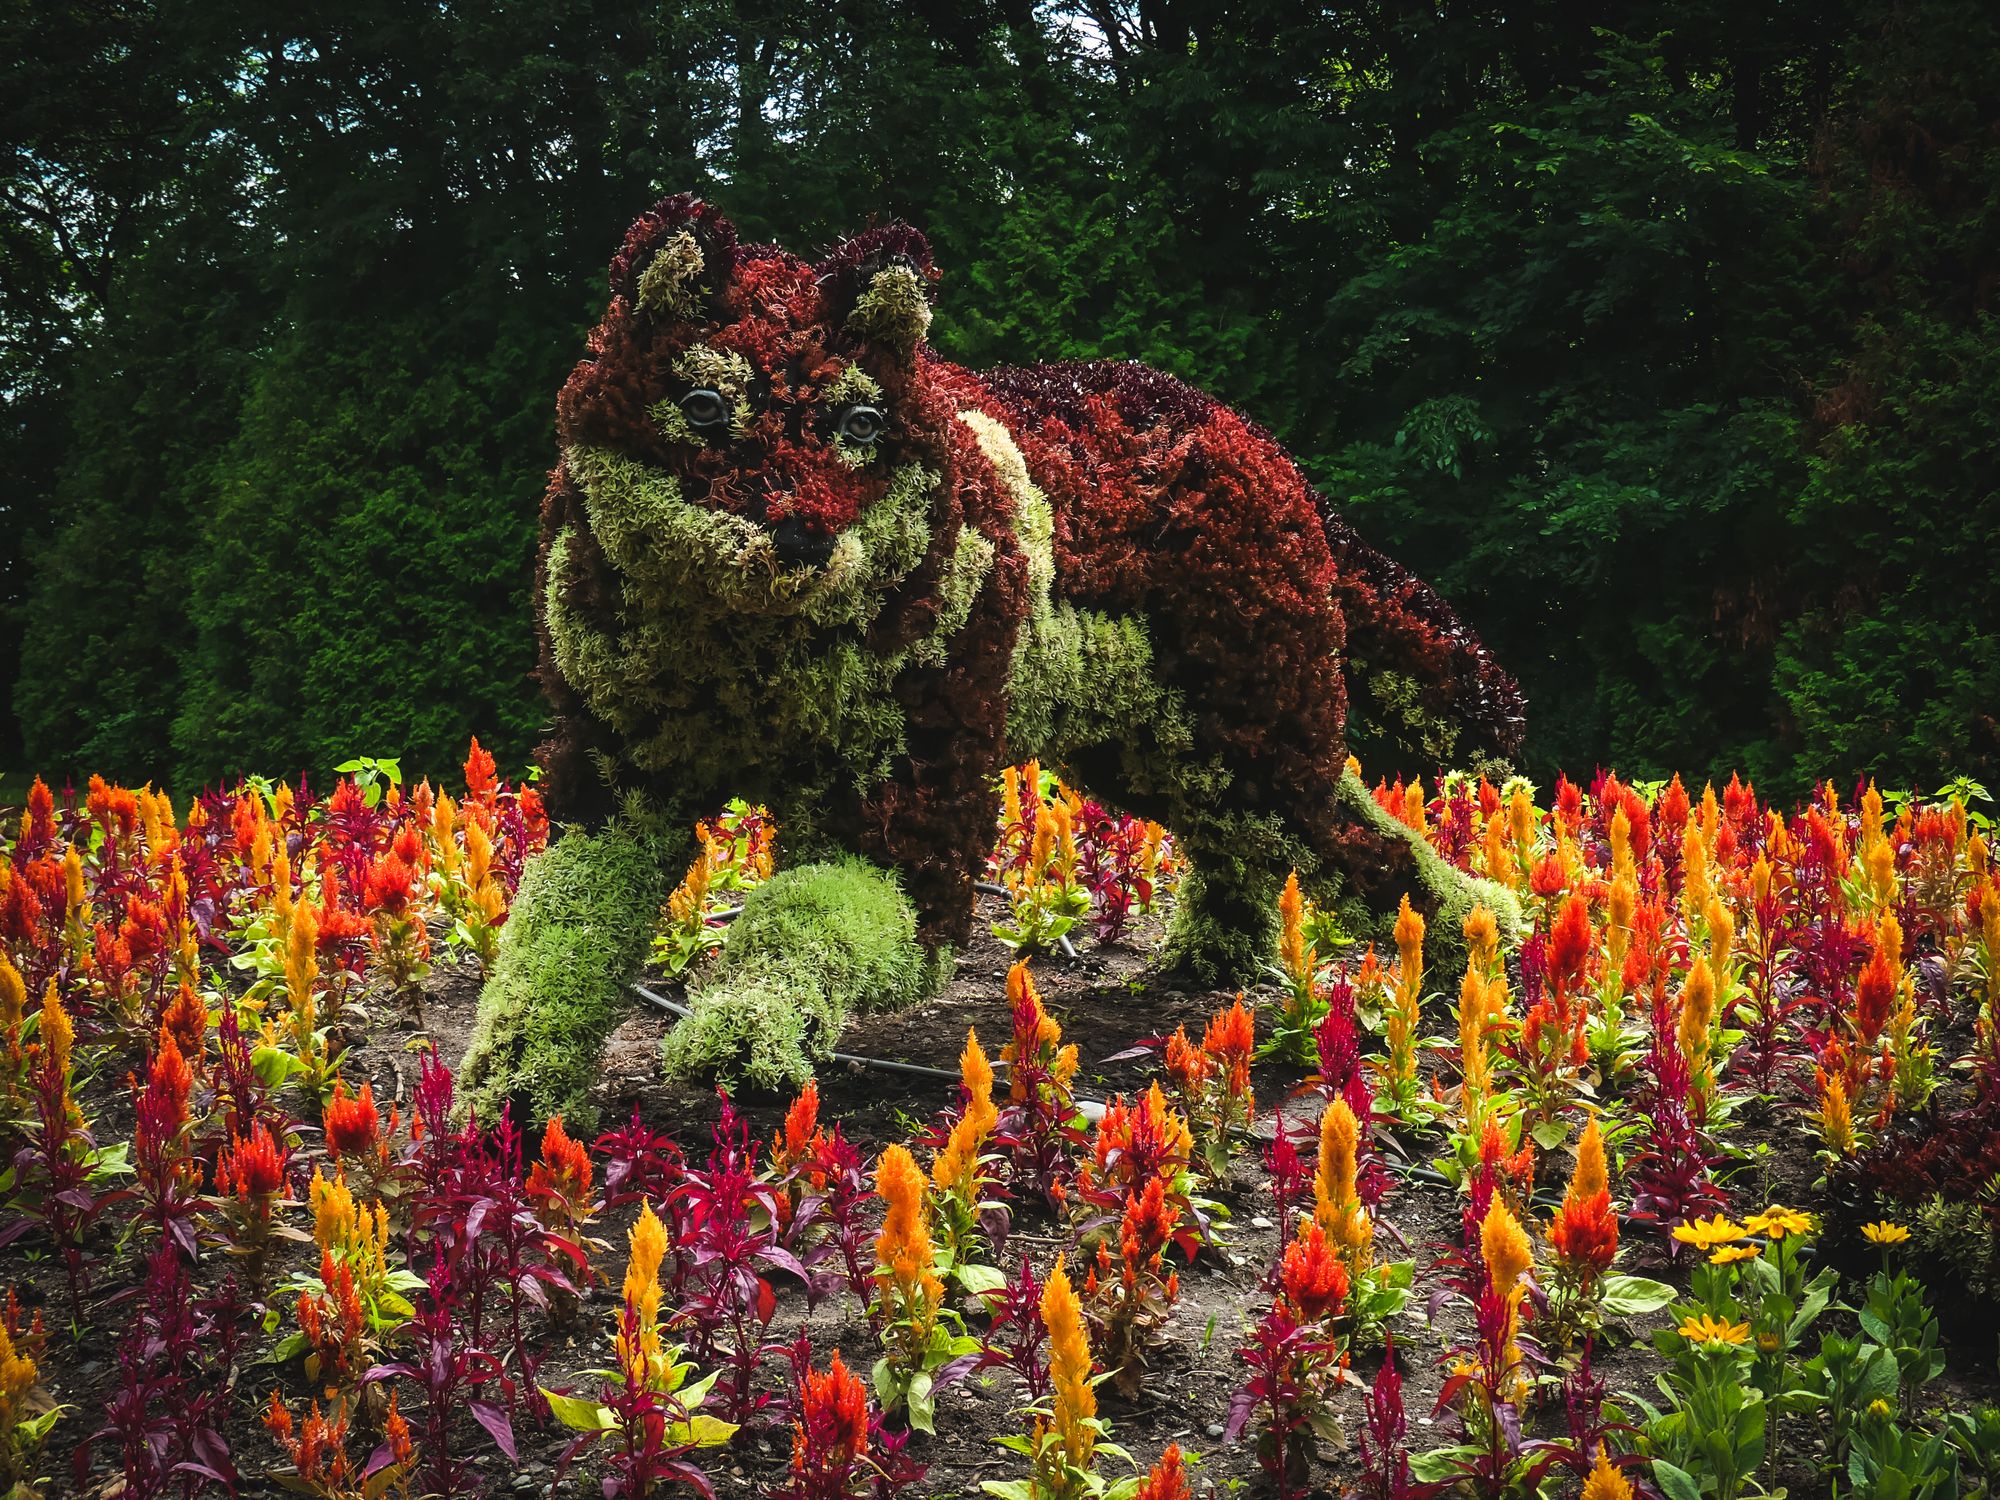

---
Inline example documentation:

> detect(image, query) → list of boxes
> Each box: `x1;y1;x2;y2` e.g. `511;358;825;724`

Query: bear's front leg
458;812;690;1129
660;855;949;1090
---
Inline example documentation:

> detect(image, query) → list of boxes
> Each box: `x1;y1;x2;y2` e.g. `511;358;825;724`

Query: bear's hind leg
660;856;949;1090
459;812;688;1131
1153;823;1300;989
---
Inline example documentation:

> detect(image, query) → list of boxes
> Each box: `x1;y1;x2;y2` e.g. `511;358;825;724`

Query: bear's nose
772;516;834;569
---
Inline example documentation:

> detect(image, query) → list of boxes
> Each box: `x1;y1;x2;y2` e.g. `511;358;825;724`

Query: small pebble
1205;1423;1225;1439
1249;1215;1273;1230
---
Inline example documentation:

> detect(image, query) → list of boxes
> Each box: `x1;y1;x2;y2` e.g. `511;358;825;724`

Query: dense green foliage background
4;1;1996;796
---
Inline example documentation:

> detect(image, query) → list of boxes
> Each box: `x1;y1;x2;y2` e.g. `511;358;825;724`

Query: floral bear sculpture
461;196;1524;1125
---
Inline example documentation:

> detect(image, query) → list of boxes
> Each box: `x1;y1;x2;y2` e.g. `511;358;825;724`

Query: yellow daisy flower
1709;1244;1762;1265
1861;1220;1910;1246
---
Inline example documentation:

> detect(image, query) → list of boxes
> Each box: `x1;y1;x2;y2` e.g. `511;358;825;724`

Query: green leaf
1651;1460;1706;1500
955;1262;1008;1296
1530;1118;1572;1151
662;1415;738;1448
541;1389;619;1433
1601;1274;1678;1316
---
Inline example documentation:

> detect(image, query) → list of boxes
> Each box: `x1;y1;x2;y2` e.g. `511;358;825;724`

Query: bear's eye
680;388;729;430
837;405;886;446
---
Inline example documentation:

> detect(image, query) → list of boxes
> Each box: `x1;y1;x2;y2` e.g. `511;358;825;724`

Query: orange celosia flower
38;982;73;1084
1854;942;1896;1046
526;1114;594;1229
874;1145;942;1331
1162;1025;1209;1095
933;1029;999;1196
1043;1255;1096;1470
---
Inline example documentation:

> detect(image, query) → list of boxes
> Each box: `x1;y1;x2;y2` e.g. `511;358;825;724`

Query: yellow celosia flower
1745;1205;1813;1241
1580;1448;1634;1500
1508;787;1535;861
1677;962;1715;1088
310;1166;357;1255
1704;895;1734;986
1671;1215;1746;1251
1463;905;1499;976
1818;1071;1855;1156
284;900;319;1026
1568;1115;1608;1207
0;956;24;1050
1609;803;1633;883
63;845;85;917
1481;1199;1533;1298
1862;1221;1910;1246
620;1199;669;1372
0;1320;35;1419
39;982;72;1082
1403;778;1426;835
1314;1098;1371;1263
1677;1313;1750;1347
1458;968;1491;1103
1042;1254;1096;1471
1278;871;1309;988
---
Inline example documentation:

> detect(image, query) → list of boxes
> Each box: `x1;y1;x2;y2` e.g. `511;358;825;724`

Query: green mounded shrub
458;815;681;1130
662;857;947;1090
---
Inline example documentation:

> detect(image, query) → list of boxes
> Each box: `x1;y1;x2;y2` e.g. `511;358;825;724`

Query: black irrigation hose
630;980;1107;1118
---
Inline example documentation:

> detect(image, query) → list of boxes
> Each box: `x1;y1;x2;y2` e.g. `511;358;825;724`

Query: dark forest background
4;0;1997;797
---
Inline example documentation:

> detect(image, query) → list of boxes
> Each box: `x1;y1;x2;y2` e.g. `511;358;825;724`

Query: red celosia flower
791;1347;870;1482
323;1080;381;1159
25;777;56;847
1548;1188;1619;1279
221;1123;289;1201
1136;1444;1193;1500
1163;1025;1209;1093
1854;943;1896;1045
526;1114;594;1221
1530;853;1568;898
1547;894;1593;1006
464;737;499;807
1278;1220;1349;1323
363;853;415;916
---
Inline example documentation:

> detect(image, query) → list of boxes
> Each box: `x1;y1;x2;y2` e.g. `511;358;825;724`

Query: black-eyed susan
1744;1205;1813;1240
1677;1312;1750;1347
1710;1243;1761;1266
1671;1214;1747;1251
1862;1220;1910;1246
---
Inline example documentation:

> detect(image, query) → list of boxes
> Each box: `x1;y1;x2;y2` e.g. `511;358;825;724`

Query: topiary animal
460;195;1525;1126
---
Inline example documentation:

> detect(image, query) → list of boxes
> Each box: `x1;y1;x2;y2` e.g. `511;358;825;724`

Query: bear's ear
610;194;740;322
817;223;938;365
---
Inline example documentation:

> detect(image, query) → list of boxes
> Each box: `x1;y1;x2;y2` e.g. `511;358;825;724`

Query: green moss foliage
458;814;682;1130
1334;764;1524;973
661;857;945;1090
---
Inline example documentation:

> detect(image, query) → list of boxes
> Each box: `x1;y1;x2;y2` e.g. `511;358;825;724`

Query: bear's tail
1320;509;1527;771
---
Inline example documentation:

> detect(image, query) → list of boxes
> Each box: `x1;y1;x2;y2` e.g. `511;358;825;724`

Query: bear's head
554;195;948;608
